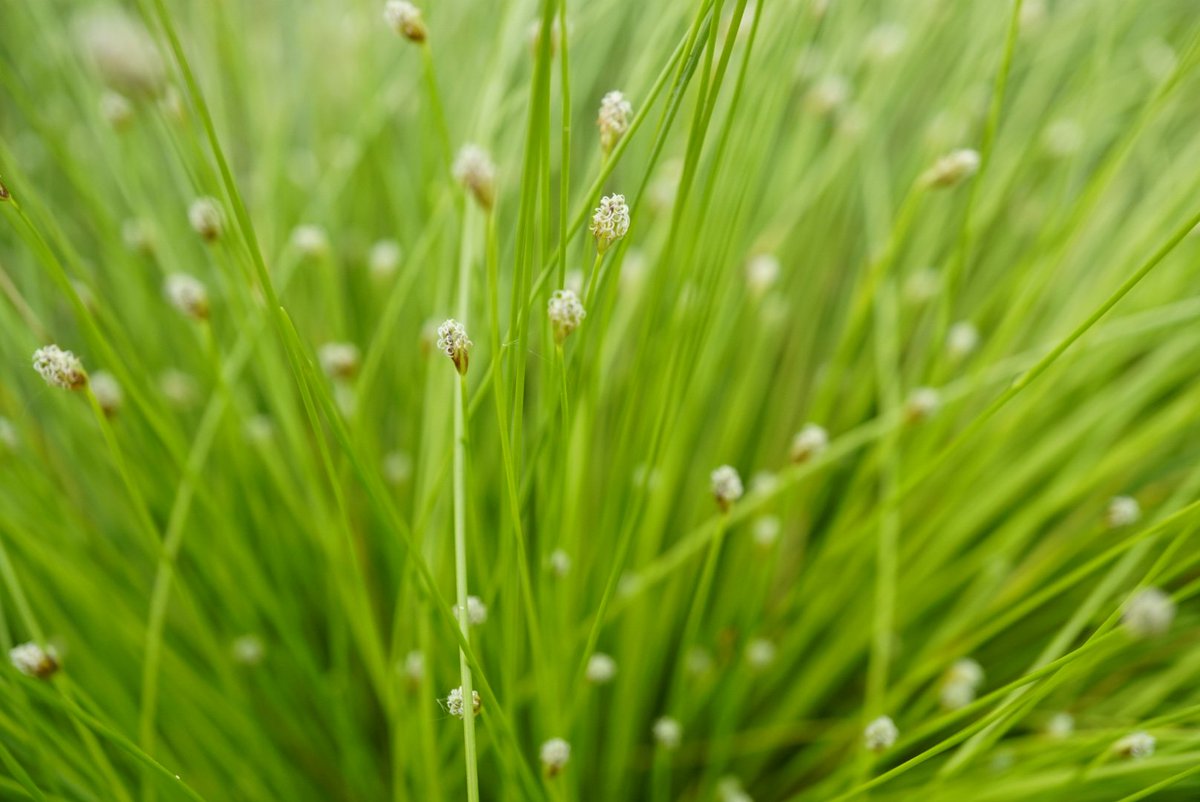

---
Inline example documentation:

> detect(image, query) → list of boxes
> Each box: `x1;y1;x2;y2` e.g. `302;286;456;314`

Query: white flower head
940;680;976;711
598;90;633;155
9;642;59;679
864;715;898;752
383;1;427;42
243;414;275;444
750;471;778;495
920;149;981;189
188;196;224;241
746;638;777;670
589;194;630;254
586;652;617;684
0;417;17;451
790;423;829;463
445;686;482;718
122;218;154;254
33;345;87;390
548;289;586;343
745;253;781;296
905;387;941;423
864;23;907;63
1019;0;1047;31
455;595;488;626
653;716;682;749
1123;587;1175;638
948;658;984;688
291;224;329;258
164;273;210;321
318;342;361;381
540;737;571;776
232;634;264;666
548;549;571;577
711;465;744;511
1107;495;1141;528
1113;731;1155;760
402;650;424;685
1046;712;1074;739
369;239;402;279
453;145;496;209
806;74;851;116
947;321;980;359
100;91;133;129
436;318;472;375
753;515;781;548
383;450;413;485
1043;119;1084;158
717;776;753;802
75;10;165;97
90;371;123;416
160;370;198;409
904;268;941;304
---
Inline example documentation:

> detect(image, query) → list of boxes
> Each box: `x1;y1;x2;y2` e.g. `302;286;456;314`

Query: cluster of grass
3;0;1200;799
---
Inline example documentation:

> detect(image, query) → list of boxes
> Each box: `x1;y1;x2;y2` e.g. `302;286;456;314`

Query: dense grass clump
3;0;1200;799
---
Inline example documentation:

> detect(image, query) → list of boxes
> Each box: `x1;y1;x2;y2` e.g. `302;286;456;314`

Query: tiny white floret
586;653;617;684
1123;587;1175;638
33;345;87;391
653;716;682;749
598;91;633;155
1113;731;1155;759
589;194;630;254
864;715;898;752
540;737;571;775
790;423;829;463
1107;496;1141;528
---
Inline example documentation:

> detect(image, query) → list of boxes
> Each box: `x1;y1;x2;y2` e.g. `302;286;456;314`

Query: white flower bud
710;465;744;511
99;91;133;129
383;1;427;42
548;289;586;343
1042;119;1084;158
75;10;165;97
1046;712;1074;739
1123;587;1175;638
864;715;898;752
9;642;58;679
589;194;630;254
436;318;472;375
164;273;210;321
745;253;780;296
746;638;777;670
539;738;571;776
1113;731;1155;759
232;635;264;666
369;239;402;279
318;342;360;381
717;776;754;802
1106;495;1141;528
790;423;829;463
402;650;424;686
90;371;123;417
653;716;682;749
548;549;571;577
947;321;980;359
452;145;496;209
445;686;482;718
188;197;224;242
905;387;941;422
940;680;976;711
33;345;87;390
291;224;329;258
455;595;488;626
753;515;781;548
586;653;617;684
598;91;633;155
920;149;981;189
383;451;412;485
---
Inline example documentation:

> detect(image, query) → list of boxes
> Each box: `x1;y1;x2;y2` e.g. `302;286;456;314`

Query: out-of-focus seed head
653;717;682;749
291;224;329;258
746;638;777;670
232;635;265;666
806;74;851;116
75;10;165;97
864;715;898;752
99;90;133;130
863;23;907;63
164;273;210;321
527;18;562;58
90;371;123;417
745;253;781;297
548;289;586;344
589;194;630;254
33;345;87;391
402;649;424;688
710;465;744;511
1113;731;1155;760
1043;119;1084;158
0;418;17;452
436;318;472;375
318;342;361;381
1046;712;1074;739
685;647;714;677
586;652;617;684
369;239;402;280
383;1;426;42
905;387;941;423
160;370;198;409
122;218;154;255
904;268;942;304
10;642;59;679
940;680;976;711
1123;587;1175;638
790;423;829;463
753;515;781;549
455;595;488;626
948;658;985;688
920;149;981;189
717;776;754;802
540;738;571;776
1106;495;1141;528
452;145;496;209
188;196;224;242
548;549;571;577
243;414;275;445
445;686;482;718
947;321;980;359
383;450;412;485
598;90;633;155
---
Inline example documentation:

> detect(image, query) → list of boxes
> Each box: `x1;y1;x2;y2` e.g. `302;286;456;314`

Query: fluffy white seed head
1123;587;1175;638
318;342;361;381
164;273;210;321
548;289;586;343
905;387;941;422
586;653;617;684
790;423;829;463
540;738;571;775
232;635;264;666
455;595;488;626
940;680;976;711
436;318;472;375
90;371;123;416
746;638;777;670
1113;731;1155;759
75;10;165;97
188;196;224;241
653;717;682;749
753;515;781;548
9;642;59;679
947;321;980;359
291;224;329;258
589;194;630;254
745;253;781;296
100;91;133;129
717;776;754;802
864;715;898;752
598;91;633;155
452;145;496;209
948;658;984;688
369;239;402;279
711;465;744;511
1046;712;1074;739
1107;495;1141;528
402;650;424;685
941;658;984;710
383;1;427;42
921;149;981;189
548;549;571;577
33;345;87;391
445;686;482;718
122;218;154;254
